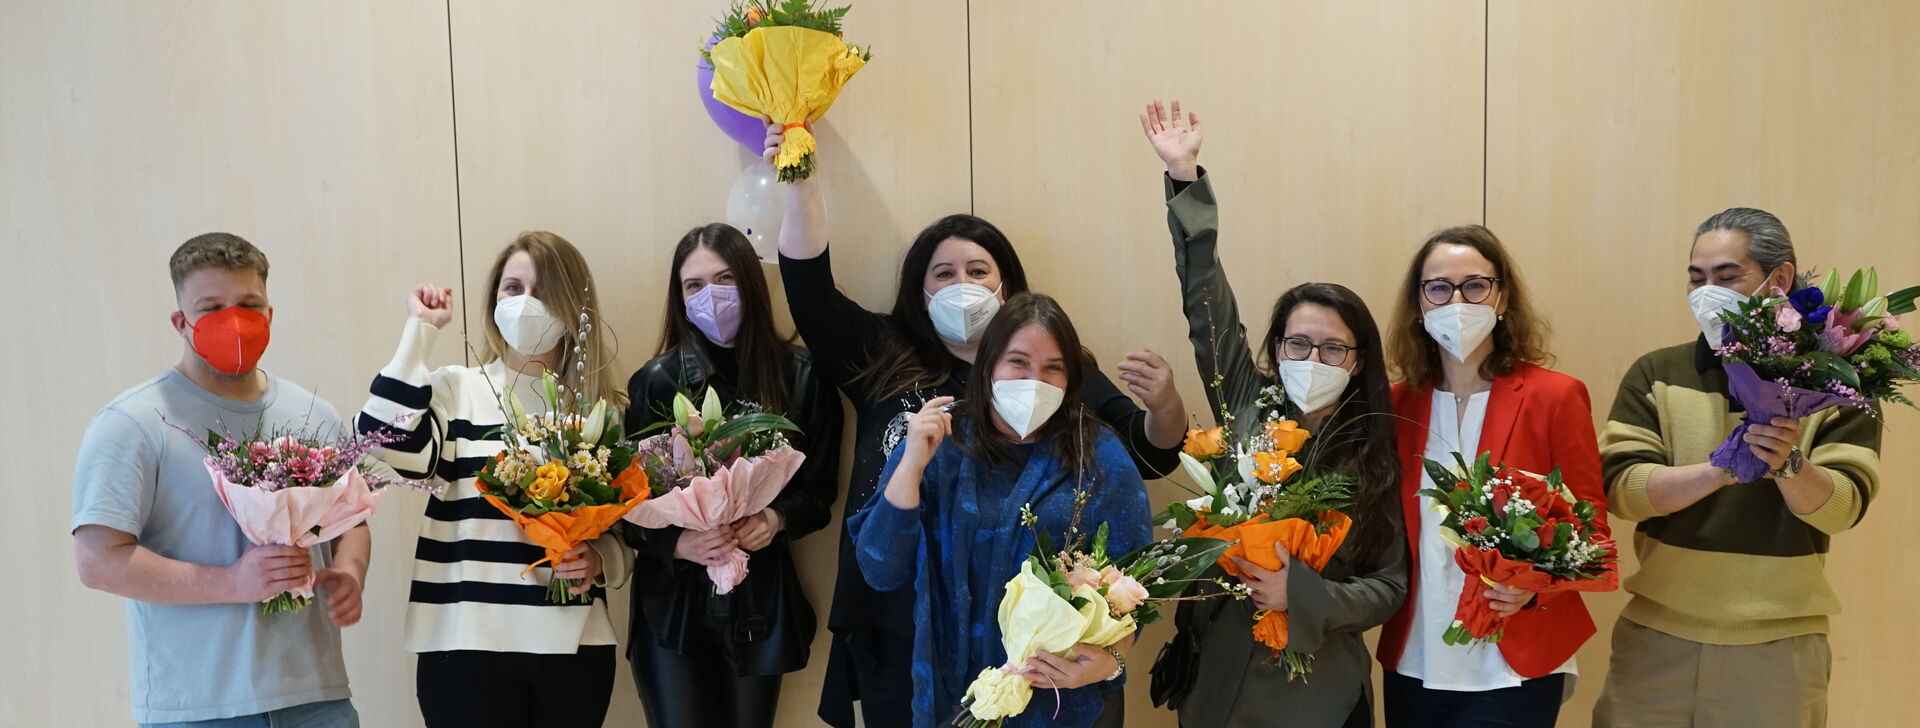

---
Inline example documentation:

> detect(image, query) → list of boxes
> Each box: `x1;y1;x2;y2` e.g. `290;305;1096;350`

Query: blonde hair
476;231;627;409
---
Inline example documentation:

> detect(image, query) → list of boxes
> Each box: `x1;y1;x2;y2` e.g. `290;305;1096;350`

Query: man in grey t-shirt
72;233;368;727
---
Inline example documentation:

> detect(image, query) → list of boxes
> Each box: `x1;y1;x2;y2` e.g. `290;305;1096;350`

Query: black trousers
415;646;615;728
629;611;783;728
1382;670;1565;728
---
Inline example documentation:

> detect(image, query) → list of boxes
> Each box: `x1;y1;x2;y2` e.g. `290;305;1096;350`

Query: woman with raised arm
358;232;631;727
1140;99;1408;727
765;125;1189;728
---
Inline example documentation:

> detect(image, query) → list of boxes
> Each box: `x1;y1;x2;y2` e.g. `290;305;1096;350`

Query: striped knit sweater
1601;338;1880;645
357;318;632;654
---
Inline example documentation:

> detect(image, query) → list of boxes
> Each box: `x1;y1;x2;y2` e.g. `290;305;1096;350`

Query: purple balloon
696;54;766;153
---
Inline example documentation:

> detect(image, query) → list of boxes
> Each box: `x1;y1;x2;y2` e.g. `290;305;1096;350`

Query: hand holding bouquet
475;371;653;604
954;516;1231;728
170;416;423;614
1708;269;1920;481
622;387;804;594
1155;388;1353;679
1417;452;1617;646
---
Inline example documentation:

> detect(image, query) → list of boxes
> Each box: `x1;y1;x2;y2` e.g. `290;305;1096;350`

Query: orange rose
1251;450;1302;484
1262;419;1311;453
1183;427;1228;459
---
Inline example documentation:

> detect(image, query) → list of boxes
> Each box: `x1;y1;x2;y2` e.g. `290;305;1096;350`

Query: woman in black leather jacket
619;222;843;728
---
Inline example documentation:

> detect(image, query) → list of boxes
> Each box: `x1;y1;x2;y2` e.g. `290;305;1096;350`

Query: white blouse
1397;389;1575;691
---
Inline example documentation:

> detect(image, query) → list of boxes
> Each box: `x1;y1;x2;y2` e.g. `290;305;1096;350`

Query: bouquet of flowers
1417;452;1617;646
475;370;653;604
954;509;1232;728
621;387;805;594
1708;269;1920;481
1153;386;1353;679
702;0;871;181
170;417;422;614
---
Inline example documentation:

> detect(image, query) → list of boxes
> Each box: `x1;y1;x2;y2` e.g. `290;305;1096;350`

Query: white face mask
1688;280;1762;350
1278;359;1351;414
925;282;1003;344
1423;303;1498;362
991;378;1066;439
493;294;566;356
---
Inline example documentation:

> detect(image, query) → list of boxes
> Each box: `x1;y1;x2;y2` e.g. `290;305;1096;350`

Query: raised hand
408;284;455;328
901;396;956;469
1139;98;1204;182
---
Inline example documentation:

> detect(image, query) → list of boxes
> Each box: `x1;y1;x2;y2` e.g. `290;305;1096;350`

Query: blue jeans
142;699;359;728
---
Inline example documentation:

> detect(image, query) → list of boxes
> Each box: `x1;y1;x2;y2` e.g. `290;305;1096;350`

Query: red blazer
1376;361;1609;680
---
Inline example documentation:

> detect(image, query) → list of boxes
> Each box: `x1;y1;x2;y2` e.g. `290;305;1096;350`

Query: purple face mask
686;283;743;346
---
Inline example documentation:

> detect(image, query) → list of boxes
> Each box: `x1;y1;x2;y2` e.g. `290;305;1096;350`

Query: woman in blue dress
850;292;1153;728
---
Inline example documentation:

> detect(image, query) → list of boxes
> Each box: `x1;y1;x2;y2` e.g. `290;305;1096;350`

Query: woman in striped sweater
358;231;633;727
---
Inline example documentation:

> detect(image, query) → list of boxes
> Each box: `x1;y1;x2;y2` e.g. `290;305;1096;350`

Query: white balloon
725;160;785;261
724;159;826;262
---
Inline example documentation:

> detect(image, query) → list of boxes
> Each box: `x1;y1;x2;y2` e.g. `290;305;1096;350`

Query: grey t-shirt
71;368;353;724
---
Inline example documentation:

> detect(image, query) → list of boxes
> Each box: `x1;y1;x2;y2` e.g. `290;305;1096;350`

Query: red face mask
183;306;272;375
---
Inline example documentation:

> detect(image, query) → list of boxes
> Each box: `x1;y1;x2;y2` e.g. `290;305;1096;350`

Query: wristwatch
1102;645;1127;681
1768;445;1805;480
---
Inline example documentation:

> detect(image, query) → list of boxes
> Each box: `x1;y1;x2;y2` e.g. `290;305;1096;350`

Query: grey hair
1694;207;1805;289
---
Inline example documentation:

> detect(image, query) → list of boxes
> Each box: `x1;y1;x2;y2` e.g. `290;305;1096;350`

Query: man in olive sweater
1593;208;1881;728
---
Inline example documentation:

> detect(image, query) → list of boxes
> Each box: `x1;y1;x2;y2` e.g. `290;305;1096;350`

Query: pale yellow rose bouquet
953;513;1233;727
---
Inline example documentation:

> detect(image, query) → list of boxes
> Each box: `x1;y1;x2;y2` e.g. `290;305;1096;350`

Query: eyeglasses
1419;276;1502;306
1280;336;1360;367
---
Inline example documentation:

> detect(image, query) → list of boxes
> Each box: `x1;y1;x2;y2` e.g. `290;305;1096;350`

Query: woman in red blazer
1375;225;1608;727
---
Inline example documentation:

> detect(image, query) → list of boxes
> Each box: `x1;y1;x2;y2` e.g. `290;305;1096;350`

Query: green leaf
708;412;801;443
1154;502;1200;532
1091;522;1110;560
1813;350;1862;389
1509;527;1540;551
1422;457;1463;493
1886;284;1920;316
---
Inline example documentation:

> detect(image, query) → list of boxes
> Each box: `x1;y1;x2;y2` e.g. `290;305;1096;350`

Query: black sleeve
1079;360;1182;480
778;247;890;391
618;360;684;566
766;352;845;541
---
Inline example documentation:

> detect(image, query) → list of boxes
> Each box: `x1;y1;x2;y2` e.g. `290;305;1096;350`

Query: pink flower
1820;309;1875;357
1103;574;1150;615
287;455;324;483
1774;304;1803;332
1066;564;1103;592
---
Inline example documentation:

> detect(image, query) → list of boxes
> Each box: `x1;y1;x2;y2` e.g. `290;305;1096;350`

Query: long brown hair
1388;225;1552;389
1260;283;1403;567
656;223;794;412
853;214;1031;398
476;231;627;409
951;293;1106;485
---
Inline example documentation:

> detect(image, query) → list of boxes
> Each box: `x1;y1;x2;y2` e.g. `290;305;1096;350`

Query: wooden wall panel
0;1;459;725
1487;1;1920;725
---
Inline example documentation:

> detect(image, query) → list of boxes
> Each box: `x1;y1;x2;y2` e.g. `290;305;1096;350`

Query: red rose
1464;516;1490;535
1491;485;1512;513
1453;480;1470;492
1534;519;1559;548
